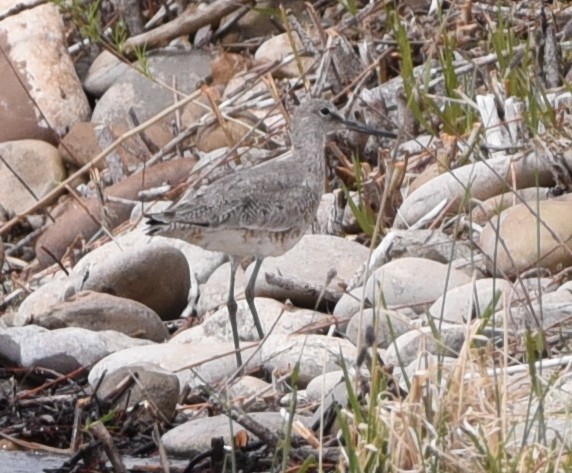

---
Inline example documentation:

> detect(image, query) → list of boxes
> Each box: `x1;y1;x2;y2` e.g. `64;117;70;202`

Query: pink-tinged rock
254;32;314;78
31;291;169;342
58;122;102;168
480;198;572;277
0;140;66;214
0;3;90;143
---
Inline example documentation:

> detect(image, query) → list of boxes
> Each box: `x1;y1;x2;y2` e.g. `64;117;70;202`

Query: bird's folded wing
170;185;317;231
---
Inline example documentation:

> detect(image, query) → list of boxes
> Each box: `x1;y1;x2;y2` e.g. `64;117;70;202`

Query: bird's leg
245;257;264;339
227;256;243;370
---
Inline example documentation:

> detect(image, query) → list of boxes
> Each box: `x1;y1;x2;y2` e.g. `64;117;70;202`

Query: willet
146;98;396;369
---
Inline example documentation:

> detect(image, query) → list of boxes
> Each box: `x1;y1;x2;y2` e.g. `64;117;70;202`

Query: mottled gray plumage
146;98;395;370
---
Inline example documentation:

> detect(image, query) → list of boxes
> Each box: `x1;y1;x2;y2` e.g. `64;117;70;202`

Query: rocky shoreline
1;0;572;470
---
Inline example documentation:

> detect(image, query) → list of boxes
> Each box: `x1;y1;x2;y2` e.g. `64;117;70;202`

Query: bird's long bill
342;119;397;139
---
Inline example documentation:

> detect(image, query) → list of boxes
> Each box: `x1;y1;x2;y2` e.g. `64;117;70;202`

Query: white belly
159;225;306;257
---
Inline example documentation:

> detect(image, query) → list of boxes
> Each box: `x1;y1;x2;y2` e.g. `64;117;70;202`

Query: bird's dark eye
319;107;331;116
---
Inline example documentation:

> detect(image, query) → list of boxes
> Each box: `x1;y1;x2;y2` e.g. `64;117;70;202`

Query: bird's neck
291;126;328;187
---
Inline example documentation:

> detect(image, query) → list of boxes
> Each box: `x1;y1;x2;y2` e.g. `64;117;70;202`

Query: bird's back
146;98;337;256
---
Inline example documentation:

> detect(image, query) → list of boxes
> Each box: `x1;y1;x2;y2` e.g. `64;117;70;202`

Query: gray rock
364;257;471;313
196;262;245;316
91;50;211;126
0;326;146;373
394;151;558;230
226;376;274;411
333;287;363;322
96;330;155;353
517;277;557;299
162;412;311;458
382;229;473;264
348;230;479;290
385;323;467;367
88;341;262;389
306;370;344;402
543;287;572;303
504;372;572;452
556;281;572;295
73;241;190;320
506;302;572;332
14;273;80;326
450;252;488;278
246;234;369;308
31;291;168;342
509;418;572;452
83;50;130;96
308;380;349;428
260;334;358;386
345;307;416;349
95;363;179;421
156;239;225;286
429;278;512;324
279;389;309;406
84;227;226;285
394;353;459;392
174;298;335;344
0;325;47;365
227;375;273;399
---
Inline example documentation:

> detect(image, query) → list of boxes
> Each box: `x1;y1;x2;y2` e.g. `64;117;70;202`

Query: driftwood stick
264;272;342;304
124;0;251;53
226;408;280;450
0;0;47;21
90;421;127;473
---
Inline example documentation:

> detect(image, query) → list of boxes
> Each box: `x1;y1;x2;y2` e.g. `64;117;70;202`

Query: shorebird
146;98;396;369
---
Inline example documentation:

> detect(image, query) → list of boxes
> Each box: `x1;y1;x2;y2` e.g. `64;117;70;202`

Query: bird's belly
163;226;306;257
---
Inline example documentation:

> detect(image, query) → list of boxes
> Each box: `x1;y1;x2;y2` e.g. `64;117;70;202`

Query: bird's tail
144;212;174;236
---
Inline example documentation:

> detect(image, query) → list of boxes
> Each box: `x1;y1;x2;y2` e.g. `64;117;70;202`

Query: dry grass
335;314;572;472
